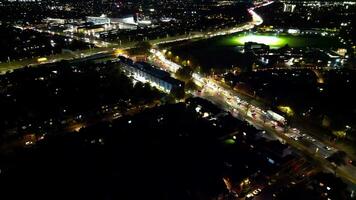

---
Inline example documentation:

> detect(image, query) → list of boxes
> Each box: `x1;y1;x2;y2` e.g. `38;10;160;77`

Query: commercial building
111;15;136;25
77;24;105;36
118;56;184;93
111;15;138;30
86;16;111;25
283;3;296;12
44;18;66;25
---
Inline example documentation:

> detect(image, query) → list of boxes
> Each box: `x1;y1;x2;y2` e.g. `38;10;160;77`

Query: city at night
0;0;355;199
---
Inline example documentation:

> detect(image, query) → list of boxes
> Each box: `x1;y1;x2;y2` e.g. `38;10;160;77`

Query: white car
252;188;262;195
325;146;333;151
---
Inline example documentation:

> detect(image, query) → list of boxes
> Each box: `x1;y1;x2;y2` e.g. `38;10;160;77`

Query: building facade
118;56;184;93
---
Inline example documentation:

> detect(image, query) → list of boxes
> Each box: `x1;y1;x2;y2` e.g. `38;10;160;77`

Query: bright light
37;57;48;62
278;105;294;116
236;35;282;46
287;29;299;34
150;49;180;72
243;178;250;185
225;139;236;145
114;49;125;56
332;130;346;138
195;106;202;113
203;112;209;118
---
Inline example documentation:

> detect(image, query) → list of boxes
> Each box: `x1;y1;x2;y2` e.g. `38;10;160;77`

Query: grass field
167;31;342;71
220;32;341;48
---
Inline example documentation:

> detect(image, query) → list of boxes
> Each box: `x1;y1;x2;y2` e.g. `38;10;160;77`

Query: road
0;0;268;74
151;46;356;184
3;0;356;185
148;1;356;184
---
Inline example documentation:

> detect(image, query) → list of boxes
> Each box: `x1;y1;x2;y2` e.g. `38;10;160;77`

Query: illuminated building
87;16;111;25
118;56;184;93
77;25;105;35
111;15;136;25
283;3;296;12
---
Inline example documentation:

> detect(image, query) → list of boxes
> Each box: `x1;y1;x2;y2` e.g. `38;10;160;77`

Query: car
252;188;262;195
324;146;332;151
113;112;121;119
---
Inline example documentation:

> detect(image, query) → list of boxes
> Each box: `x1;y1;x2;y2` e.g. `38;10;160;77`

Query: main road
3;0;355;184
151;48;356;186
149;2;356;185
0;0;268;74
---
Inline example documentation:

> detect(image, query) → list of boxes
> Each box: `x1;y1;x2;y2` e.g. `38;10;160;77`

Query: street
151;46;356;184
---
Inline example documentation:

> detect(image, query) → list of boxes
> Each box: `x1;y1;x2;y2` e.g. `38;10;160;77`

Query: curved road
0;1;266;74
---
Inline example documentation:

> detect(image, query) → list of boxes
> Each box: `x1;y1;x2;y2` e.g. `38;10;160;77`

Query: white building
87;16;111;25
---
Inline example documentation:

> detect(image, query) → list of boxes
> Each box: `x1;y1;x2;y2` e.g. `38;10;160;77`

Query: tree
240;52;255;73
130;41;152;55
171;87;185;100
327;151;347;166
175;66;193;81
185;80;198;91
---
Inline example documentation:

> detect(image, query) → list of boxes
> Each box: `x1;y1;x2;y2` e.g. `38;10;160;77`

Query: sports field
220;32;341;48
163;31;342;72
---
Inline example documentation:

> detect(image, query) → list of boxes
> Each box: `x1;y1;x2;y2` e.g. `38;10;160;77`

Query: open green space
166;31;342;73
220;32;341;48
